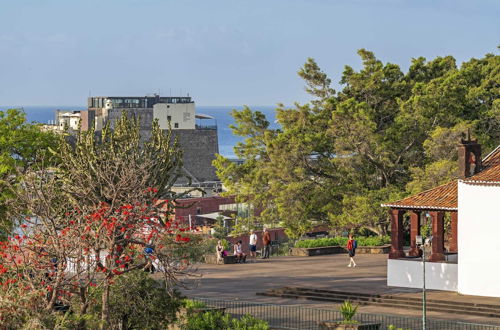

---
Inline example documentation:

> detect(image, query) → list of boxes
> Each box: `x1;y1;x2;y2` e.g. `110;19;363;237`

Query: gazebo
382;181;458;262
381;134;484;292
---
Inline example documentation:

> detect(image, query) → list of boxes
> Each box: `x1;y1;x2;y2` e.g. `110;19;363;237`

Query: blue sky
0;0;498;106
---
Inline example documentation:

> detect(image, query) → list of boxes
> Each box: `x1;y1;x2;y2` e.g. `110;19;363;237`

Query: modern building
382;134;500;297
83;94;219;183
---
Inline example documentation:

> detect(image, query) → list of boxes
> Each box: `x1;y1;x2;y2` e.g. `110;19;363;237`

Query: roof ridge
482;144;500;164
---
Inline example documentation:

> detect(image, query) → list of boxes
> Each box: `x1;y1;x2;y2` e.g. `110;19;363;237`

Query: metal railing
193;297;500;330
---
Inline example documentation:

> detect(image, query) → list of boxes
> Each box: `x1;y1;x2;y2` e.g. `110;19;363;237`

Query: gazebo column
429;211;445;262
449;211;458;253
408;211;421;257
389;209;406;259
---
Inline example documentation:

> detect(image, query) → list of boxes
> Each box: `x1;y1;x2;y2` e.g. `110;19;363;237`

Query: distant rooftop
88;94;193;109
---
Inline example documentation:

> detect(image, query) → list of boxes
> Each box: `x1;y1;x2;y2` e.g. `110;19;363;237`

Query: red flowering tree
0;115;200;327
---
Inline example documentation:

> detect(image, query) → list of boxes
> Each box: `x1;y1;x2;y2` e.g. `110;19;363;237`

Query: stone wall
106;109;219;183
171;129;219;183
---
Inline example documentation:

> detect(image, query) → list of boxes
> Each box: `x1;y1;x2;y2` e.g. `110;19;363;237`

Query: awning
195;113;214;120
196;212;232;220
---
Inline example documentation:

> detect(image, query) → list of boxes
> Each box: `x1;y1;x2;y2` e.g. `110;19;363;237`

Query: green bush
295;236;390;248
182;311;269;330
183;299;207;310
89;270;182;329
339;300;358;323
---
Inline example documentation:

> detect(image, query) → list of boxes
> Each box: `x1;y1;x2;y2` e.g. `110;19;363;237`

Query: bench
204;254;238;264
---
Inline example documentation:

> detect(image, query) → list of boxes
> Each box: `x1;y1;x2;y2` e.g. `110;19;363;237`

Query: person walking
262;228;271;259
249;230;258;262
347;234;357;267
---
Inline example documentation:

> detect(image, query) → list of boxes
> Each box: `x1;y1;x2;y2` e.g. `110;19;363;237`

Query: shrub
183;299;207;310
182;311;269;330
339;300;358;324
89;270;182;329
295;236;390;248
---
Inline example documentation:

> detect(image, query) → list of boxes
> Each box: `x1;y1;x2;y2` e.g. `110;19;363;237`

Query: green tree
0;109;58;237
214;49;499;237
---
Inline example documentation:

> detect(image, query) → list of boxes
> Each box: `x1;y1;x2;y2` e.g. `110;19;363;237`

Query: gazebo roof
382;144;500;211
381;181;457;211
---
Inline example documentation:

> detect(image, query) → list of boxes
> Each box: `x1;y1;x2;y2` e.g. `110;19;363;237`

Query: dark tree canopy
214;49;499;237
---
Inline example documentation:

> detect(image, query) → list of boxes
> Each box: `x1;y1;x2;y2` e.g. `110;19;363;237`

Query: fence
194;297;500;330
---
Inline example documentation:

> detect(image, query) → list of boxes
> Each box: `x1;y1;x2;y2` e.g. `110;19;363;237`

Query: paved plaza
181;254;500;325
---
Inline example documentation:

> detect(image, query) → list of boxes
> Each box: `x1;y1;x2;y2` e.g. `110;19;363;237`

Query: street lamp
416;235;432;330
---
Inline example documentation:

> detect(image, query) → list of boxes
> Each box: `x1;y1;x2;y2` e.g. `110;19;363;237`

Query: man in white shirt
249;230;258;262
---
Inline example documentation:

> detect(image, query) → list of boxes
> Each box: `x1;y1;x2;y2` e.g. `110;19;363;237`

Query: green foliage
214;49;500;238
45;311;102;329
212;215;231;240
182;311;269;330
387;325;411;330
0;109;58;237
89;270;182;329
161;231;210;263
295;236;390;248
339;300;358;323
183;299;207;310
56;113;184;210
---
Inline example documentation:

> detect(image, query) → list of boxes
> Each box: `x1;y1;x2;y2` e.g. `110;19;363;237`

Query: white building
55;110;82;130
382;137;500;298
457;145;500;297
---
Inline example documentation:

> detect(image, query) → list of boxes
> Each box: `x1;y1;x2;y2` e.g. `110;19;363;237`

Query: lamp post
417;234;432;330
416;235;425;329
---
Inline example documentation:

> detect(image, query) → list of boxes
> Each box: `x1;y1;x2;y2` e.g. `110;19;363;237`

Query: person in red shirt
347;234;357;267
262;228;271;259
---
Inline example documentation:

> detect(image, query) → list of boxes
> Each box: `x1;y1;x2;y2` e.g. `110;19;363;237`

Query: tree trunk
100;282;110;329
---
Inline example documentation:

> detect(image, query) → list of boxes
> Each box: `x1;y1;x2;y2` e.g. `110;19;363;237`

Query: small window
174;123;179;128
167;116;171;121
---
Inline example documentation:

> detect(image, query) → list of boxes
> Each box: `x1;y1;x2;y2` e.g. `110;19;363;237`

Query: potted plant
318;301;381;330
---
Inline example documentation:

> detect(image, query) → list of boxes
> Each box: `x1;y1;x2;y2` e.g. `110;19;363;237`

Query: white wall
153;103;195;130
57;113;81;130
387;259;458;291
458;182;500;297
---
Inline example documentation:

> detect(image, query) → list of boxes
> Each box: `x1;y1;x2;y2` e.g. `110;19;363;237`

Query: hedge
295;236;391;248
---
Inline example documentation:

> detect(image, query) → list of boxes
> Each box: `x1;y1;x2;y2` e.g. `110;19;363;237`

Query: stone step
257;288;500;319
284;287;500;310
269;288;500;315
258;292;500;319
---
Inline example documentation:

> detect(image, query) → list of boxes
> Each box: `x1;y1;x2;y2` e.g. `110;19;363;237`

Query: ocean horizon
0;105;278;158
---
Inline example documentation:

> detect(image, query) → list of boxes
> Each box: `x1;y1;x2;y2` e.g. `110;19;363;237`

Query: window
174;123;179;128
167;116;171;121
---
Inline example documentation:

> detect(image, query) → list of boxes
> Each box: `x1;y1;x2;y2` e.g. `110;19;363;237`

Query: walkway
181;254;500;325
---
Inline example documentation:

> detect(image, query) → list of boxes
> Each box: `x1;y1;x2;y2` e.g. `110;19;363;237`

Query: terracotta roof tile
462;145;500;184
382;144;500;210
381;181;457;211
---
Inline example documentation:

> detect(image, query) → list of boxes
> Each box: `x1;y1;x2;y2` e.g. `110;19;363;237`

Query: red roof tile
382;144;500;210
381;181;457;211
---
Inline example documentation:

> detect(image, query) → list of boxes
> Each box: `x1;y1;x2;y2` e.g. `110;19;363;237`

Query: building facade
382;136;500;298
84;95;219;183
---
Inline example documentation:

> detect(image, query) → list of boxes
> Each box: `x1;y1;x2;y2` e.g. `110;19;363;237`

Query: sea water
0;105;277;158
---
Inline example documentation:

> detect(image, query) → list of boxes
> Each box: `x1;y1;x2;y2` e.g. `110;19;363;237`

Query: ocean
0;105;277;158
